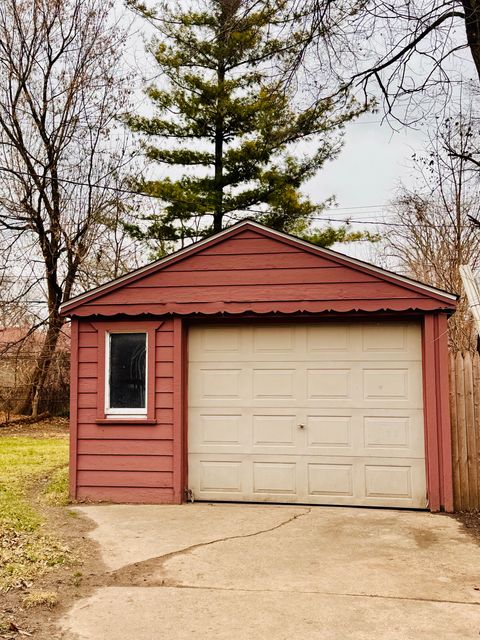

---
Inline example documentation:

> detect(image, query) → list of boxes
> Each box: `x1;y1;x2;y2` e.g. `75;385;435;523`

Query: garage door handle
298;424;305;429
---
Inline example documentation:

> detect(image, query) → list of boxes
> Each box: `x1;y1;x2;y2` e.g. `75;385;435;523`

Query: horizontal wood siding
77;455;172;471
71;230;450;317
97;282;425;304
75;320;175;503
76;487;175;503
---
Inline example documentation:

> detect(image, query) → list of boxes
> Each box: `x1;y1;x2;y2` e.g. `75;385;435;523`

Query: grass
0;436;70;591
43;466;70;506
22;590;59;609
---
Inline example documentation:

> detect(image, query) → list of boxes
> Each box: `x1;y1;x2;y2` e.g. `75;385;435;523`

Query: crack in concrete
142;583;480;607
104;507;311;588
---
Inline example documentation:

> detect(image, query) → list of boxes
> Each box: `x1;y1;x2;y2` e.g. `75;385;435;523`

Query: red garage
61;220;456;511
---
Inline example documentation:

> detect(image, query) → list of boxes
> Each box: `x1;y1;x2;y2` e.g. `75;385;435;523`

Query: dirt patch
453;511;480;545
0;417;69;439
1;501;105;640
0;419;105;639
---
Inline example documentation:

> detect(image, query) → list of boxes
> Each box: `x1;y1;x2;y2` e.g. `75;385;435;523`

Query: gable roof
60;220;457;316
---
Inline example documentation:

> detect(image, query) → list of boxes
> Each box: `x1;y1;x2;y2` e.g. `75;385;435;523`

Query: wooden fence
450;351;480;510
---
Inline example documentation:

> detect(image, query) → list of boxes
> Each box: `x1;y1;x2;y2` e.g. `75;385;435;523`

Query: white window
105;332;147;417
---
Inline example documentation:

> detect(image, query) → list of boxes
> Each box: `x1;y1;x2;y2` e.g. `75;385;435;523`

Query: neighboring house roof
0;325;70;351
0;326;33;346
60;220;457;317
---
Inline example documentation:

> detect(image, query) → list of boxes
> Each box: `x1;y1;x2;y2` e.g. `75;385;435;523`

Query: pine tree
126;0;370;250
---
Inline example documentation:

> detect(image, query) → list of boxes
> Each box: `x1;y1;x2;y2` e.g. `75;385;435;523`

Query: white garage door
188;323;426;508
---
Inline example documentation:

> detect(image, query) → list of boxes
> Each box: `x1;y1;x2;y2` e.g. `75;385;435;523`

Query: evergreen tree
126;0;370;250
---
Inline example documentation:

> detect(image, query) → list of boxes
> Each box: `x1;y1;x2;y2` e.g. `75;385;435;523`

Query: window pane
109;333;146;409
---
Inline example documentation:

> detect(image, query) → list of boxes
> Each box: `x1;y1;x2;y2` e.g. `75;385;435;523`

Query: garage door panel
363;458;427;504
252;414;297;447
189;365;249;405
197;413;243;446
306;324;351;352
200;368;243;399
253;462;297;495
362;367;423;405
307;368;352;399
361;323;409;352
363;415;414;452
188;411;249;450
191;363;423;409
199;459;243;493
306;323;421;362
189;323;422;363
190;408;424;459
188;323;426;508
305;410;424;458
188;326;245;361
365;463;412;499
252;325;297;354
307;462;354;497
189;454;426;505
252;368;297;400
305;415;352;449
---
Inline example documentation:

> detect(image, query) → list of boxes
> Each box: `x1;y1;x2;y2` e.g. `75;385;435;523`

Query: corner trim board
69;318;79;499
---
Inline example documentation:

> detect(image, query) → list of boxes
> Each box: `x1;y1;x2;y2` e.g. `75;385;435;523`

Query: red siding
422;313;454;512
67;229;456;317
76;487;175;503
74;320;176;503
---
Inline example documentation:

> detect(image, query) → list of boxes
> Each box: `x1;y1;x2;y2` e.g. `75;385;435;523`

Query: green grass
0;436;70;590
43;465;70;506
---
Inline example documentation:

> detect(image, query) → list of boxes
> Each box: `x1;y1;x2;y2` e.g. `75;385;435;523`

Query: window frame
93;320;161;424
105;330;148;418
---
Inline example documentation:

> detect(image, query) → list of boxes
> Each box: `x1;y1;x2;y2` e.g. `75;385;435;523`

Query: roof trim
60;219;457;314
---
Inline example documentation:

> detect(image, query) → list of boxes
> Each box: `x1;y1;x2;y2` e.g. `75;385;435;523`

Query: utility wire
0;167;477;229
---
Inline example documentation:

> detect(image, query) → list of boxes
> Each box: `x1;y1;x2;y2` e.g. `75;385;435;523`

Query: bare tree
75;203;145;289
383;115;480;351
0;0;130;416
290;1;480;123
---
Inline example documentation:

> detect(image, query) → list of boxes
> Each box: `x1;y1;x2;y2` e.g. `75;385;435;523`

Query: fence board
455;352;469;508
449;351;480;511
464;352;477;509
474;353;480;506
450;353;461;510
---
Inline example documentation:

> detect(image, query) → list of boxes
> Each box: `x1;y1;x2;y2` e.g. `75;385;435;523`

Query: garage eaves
60;219;458;315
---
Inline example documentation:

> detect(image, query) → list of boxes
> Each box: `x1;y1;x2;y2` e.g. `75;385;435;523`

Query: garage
61;219;456;511
188;322;426;508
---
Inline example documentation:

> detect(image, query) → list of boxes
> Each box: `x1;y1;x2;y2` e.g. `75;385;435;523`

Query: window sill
96;418;157;425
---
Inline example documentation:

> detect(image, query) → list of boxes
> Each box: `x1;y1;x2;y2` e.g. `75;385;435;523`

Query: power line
0;166;391;212
0;167;477;230
312;216;434;228
324;204;388;210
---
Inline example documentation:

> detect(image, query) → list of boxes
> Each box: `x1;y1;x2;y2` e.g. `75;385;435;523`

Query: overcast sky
308;116;426;212
303;113;430;262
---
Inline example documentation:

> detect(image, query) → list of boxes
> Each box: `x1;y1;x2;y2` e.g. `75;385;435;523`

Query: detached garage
61;220;456;511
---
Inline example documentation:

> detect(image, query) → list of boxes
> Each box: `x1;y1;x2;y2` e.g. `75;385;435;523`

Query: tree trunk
213;7;227;235
15;313;64;417
213;62;225;234
462;0;480;82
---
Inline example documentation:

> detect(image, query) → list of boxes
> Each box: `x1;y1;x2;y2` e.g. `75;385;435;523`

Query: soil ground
0;419;103;640
455;511;480;543
0;417;69;439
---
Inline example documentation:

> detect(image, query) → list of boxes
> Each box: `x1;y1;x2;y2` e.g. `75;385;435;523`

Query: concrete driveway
60;504;480;639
